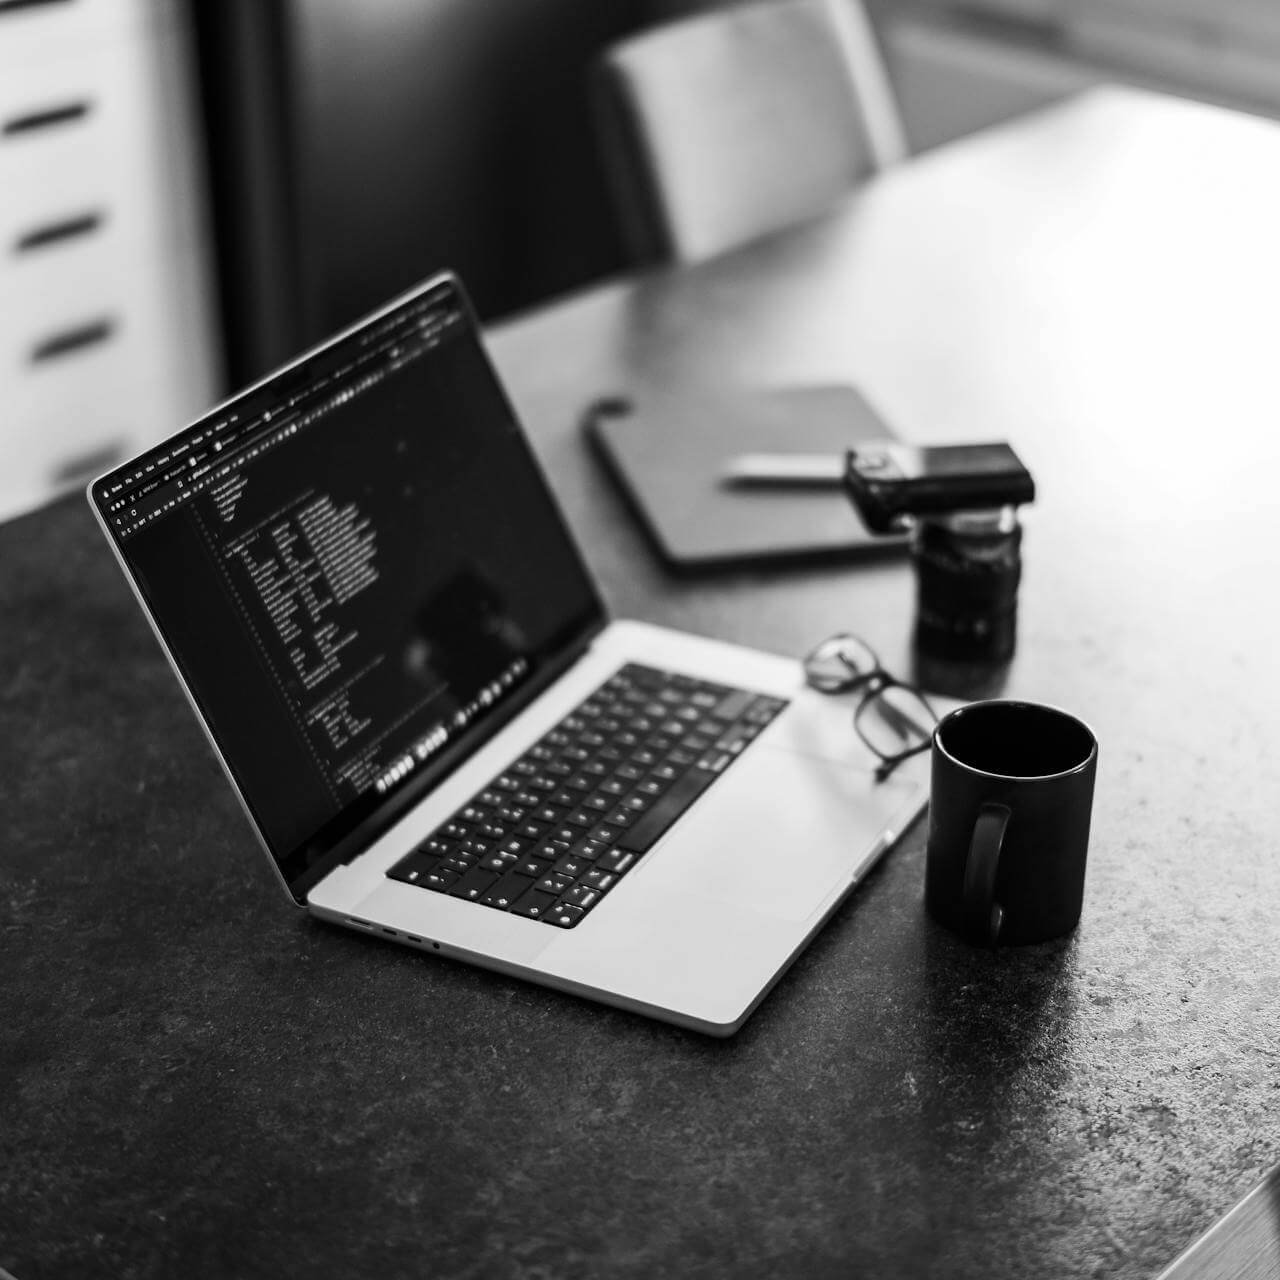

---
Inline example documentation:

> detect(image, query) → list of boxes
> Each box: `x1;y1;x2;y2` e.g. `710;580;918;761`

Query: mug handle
963;802;1010;946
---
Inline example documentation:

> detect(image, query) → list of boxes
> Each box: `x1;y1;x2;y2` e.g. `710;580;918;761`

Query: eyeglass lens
854;683;937;760
803;633;882;693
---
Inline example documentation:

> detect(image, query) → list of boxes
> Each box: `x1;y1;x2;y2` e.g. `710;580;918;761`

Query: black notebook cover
586;385;908;571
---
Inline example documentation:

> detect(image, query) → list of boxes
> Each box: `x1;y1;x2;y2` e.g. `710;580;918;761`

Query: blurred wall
195;0;650;387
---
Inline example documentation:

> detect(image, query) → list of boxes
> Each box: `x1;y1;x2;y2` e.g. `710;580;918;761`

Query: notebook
87;272;927;1036
585;385;909;570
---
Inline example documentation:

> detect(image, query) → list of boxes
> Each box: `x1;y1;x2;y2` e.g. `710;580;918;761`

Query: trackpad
638;745;918;922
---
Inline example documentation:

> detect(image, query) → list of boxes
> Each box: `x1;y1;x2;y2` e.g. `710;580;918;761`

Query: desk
3;88;1280;1278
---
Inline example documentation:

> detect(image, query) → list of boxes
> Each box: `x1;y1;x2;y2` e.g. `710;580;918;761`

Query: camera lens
912;508;1022;664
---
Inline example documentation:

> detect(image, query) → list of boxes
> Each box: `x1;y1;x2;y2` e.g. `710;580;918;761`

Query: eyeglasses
802;633;939;781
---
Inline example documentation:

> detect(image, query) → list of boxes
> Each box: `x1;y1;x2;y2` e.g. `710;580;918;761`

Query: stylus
720;453;845;487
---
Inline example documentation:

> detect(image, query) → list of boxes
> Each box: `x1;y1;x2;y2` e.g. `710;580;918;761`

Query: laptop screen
90;275;604;898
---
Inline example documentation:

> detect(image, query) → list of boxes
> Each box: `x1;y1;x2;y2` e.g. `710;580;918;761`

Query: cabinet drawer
1;32;179;239
0;0;159;74
3;301;214;520
2;233;215;521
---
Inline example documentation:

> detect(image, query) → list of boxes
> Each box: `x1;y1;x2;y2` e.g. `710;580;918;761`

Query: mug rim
933;698;1098;782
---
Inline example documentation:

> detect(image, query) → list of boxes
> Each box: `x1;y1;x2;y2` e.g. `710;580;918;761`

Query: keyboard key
553;854;590;880
617;767;717;854
546;904;586;929
448;867;500;901
715;729;753;754
535;869;573;893
711;688;754;721
512;889;558;920
387;852;439;886
598;849;636;875
746;697;787;723
481;870;531;911
622;664;664;688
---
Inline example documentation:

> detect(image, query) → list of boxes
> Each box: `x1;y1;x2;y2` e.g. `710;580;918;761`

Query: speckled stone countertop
3;480;1277;1279
7;91;1280;1278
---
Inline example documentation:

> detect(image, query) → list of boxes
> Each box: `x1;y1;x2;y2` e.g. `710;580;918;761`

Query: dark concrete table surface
4;89;1280;1279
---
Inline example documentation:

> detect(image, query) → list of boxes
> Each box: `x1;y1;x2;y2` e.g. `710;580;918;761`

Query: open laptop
88;272;927;1036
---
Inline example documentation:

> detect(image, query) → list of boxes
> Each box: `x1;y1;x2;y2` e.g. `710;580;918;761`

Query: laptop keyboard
386;663;787;928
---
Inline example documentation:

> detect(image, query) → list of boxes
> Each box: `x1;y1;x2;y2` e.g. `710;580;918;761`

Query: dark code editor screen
95;282;601;887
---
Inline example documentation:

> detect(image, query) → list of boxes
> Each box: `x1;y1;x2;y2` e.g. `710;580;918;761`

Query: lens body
912;508;1022;663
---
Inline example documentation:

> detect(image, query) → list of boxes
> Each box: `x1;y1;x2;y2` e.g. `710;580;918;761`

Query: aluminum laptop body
88;273;926;1036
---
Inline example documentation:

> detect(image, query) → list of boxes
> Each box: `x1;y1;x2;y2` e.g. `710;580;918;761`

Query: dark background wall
193;0;659;388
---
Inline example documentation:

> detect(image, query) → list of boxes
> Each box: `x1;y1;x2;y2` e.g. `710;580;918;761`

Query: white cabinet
0;0;218;522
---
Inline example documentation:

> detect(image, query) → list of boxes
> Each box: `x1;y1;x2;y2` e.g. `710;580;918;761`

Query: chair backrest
594;0;906;265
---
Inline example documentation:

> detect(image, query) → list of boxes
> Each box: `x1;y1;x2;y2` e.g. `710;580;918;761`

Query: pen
720;453;845;487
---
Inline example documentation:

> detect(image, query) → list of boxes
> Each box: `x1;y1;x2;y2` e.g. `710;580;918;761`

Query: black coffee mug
925;700;1098;946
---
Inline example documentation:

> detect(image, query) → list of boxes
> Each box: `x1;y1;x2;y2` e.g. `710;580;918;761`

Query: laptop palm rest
637;744;916;922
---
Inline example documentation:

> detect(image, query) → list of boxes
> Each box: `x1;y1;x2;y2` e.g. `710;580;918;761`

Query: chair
594;0;907;266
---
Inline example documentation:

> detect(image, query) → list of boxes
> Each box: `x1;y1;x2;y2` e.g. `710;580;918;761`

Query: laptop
87;272;927;1036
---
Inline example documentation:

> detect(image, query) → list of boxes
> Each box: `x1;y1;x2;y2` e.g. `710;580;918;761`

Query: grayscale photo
3;1;1278;1277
